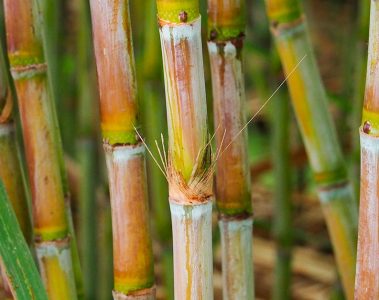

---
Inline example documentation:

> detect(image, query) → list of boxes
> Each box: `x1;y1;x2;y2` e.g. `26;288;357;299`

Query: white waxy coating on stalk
169;201;213;300
111;144;145;162
35;242;77;297
159;18;208;181
317;182;354;204
219;218;254;300
0;123;13;136
355;131;379;298
112;289;155;300
207;39;250;165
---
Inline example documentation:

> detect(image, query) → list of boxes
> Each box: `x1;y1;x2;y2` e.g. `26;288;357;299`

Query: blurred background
15;0;366;299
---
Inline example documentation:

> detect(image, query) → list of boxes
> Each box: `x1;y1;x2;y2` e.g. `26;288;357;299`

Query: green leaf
0;180;48;300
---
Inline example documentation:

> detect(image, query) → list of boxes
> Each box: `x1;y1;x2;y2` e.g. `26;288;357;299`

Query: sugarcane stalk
206;1;253;299
351;0;370;194
264;1;358;299
271;88;292;300
156;1;213;298
89;0;155;298
76;0;99;298
139;0;173;298
3;0;78;298
355;1;379;298
97;193;113;300
0;32;31;245
43;0;85;293
0;7;32;295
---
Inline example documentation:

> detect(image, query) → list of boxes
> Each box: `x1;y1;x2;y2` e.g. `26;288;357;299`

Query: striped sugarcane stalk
207;1;253;299
3;0;78;298
264;0;358;299
355;1;379;298
156;0;214;298
89;0;155;298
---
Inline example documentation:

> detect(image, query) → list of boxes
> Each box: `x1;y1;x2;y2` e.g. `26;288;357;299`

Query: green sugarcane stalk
271;87;292;300
97;193;113;300
264;1;358;299
76;0;99;298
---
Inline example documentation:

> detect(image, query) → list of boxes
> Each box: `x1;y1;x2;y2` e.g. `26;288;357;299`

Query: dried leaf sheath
157;1;213;298
89;0;155;297
264;1;358;298
355;1;379;298
4;0;77;298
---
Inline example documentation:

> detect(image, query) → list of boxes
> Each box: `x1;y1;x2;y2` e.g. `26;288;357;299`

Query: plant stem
89;0;155;298
76;0;99;298
156;1;214;298
355;1;379;298
351;0;370;194
207;1;253;299
0;180;48;300
271;88;292;300
97;193;113;300
0;37;31;245
30;0;85;296
4;0;78;298
264;1;358;299
139;0;173;297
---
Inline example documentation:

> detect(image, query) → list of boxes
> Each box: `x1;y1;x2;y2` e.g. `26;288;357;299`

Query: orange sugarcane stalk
156;0;213;298
89;0;155;298
0;36;32;300
355;1;379;298
207;0;254;299
4;0;78;298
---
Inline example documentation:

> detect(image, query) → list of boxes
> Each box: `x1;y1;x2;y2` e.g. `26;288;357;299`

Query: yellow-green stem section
265;0;301;24
157;0;199;23
36;241;78;300
207;0;246;40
